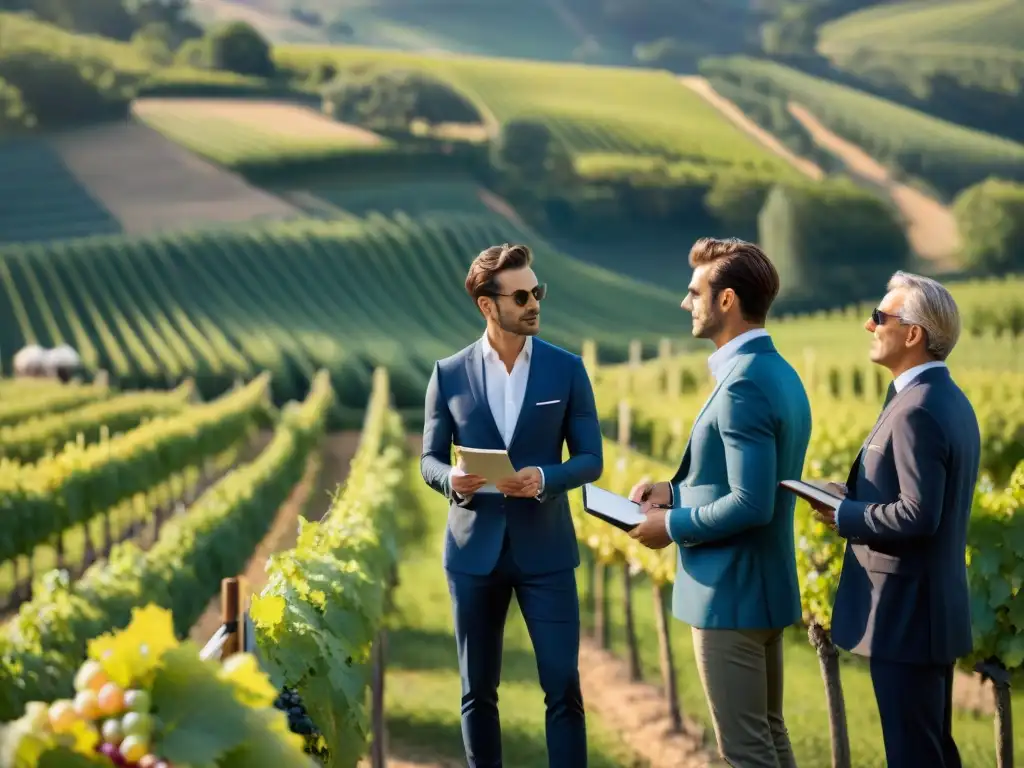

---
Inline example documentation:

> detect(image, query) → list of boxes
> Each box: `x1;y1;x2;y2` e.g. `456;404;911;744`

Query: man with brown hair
628;237;811;768
420;242;603;767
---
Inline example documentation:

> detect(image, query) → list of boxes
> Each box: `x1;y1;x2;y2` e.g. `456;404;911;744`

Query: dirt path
578;639;721;767
188;431;361;646
679;76;824;181
787;102;961;270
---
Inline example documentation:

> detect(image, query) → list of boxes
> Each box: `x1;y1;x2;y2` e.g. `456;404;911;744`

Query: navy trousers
445;534;587;768
870;658;962;768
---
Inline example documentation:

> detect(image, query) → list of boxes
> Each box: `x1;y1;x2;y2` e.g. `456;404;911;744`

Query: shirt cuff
535;467;545;499
664;506;673;537
448;465;466;501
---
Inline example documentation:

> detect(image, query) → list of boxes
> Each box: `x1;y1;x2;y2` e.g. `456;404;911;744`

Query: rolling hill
818;0;1024;53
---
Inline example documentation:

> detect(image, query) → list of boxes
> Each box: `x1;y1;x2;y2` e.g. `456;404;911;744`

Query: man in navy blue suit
420;242;603;768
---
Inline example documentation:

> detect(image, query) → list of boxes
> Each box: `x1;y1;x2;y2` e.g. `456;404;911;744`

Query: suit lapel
464;341;503;445
846;371;942;488
672;354;742;482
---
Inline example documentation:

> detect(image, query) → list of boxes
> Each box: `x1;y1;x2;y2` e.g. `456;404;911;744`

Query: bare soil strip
787;102;961;270
50;122;301;234
679;76;825;181
578;639;722;767
188;431;361;646
132;98;386;145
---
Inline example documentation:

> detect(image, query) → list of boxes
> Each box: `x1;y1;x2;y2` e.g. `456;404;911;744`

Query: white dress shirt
666;328;770;535
893;360;946;393
450;333;544;497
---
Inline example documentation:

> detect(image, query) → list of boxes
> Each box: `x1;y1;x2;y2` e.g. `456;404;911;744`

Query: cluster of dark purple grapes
273;687;327;759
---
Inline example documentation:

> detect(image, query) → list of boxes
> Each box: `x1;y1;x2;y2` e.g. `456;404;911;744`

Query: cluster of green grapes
39;659;169;767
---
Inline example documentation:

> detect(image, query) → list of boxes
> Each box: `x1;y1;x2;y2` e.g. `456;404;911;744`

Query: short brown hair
688;237;780;324
465;243;533;301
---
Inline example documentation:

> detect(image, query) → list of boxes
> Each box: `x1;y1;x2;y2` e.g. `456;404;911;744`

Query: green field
275;44;799;173
0;194;686;415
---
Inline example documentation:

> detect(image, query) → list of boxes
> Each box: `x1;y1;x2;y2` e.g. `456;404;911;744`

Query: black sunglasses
485;283;547;307
871;308;905;326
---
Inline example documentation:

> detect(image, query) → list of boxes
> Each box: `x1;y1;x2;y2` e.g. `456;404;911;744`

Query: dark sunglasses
485;283;547;306
871;308;905;326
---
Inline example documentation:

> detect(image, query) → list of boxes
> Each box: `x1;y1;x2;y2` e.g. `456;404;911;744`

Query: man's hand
496;467;543;498
628;502;672;549
628;478;670;505
810;482;846;530
451;472;487;497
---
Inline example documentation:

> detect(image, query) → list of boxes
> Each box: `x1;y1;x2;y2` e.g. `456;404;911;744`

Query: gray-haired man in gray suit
808;271;980;768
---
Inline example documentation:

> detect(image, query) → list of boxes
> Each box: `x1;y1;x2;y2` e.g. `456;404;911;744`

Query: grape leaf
217;653;278;709
217;707;315;768
249;594;286;633
38;748;106;768
150;646;251;765
87;603;179;687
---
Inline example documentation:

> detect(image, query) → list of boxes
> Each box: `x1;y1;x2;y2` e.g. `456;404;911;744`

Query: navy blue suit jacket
832;365;981;665
420;337;603;576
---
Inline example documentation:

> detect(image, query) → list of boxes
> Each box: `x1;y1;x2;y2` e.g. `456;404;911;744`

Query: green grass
818;0;1024;54
699;55;1024;200
0;197;685;415
583;550;1024;768
382;457;641;766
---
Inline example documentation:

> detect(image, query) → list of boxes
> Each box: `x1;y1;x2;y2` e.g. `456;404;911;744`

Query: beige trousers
691;627;797;768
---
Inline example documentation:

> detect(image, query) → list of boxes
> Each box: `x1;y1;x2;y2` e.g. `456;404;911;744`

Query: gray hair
887;271;961;361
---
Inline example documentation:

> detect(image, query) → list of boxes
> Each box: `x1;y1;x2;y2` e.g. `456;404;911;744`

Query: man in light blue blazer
629;237;811;768
420;242;603;768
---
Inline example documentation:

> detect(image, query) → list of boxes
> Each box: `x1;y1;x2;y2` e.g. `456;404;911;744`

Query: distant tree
952;178;1024;273
322;68;481;131
206;21;275;78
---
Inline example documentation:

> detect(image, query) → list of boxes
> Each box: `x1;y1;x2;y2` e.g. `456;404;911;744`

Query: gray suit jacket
831;365;980;666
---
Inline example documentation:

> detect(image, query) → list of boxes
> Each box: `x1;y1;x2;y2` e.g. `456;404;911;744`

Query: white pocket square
866;443;884;453
536;399;560;406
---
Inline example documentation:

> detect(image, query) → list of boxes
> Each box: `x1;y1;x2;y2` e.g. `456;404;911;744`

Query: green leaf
150;646;251;765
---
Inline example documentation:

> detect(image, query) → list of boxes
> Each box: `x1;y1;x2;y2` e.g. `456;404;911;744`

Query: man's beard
693;309;723;340
498;305;539;336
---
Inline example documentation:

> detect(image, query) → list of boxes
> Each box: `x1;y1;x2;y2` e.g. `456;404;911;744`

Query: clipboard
453;445;517;483
779;480;843;510
581;483;646;532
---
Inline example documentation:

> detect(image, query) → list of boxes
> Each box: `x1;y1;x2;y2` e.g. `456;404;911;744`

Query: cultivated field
131;97;391;169
700;55;1024;200
0;201;683;414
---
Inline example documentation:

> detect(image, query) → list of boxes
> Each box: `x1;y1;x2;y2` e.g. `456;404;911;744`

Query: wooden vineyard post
652;581;683;733
976;660;1014;768
581;339;597;375
658;337;672;361
803;347;817;395
220;577;245;658
593;559;609;649
369;565;399;768
623;563;641;682
629;339;643;368
369;629;387;768
808;623;851;768
617;399;641;676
